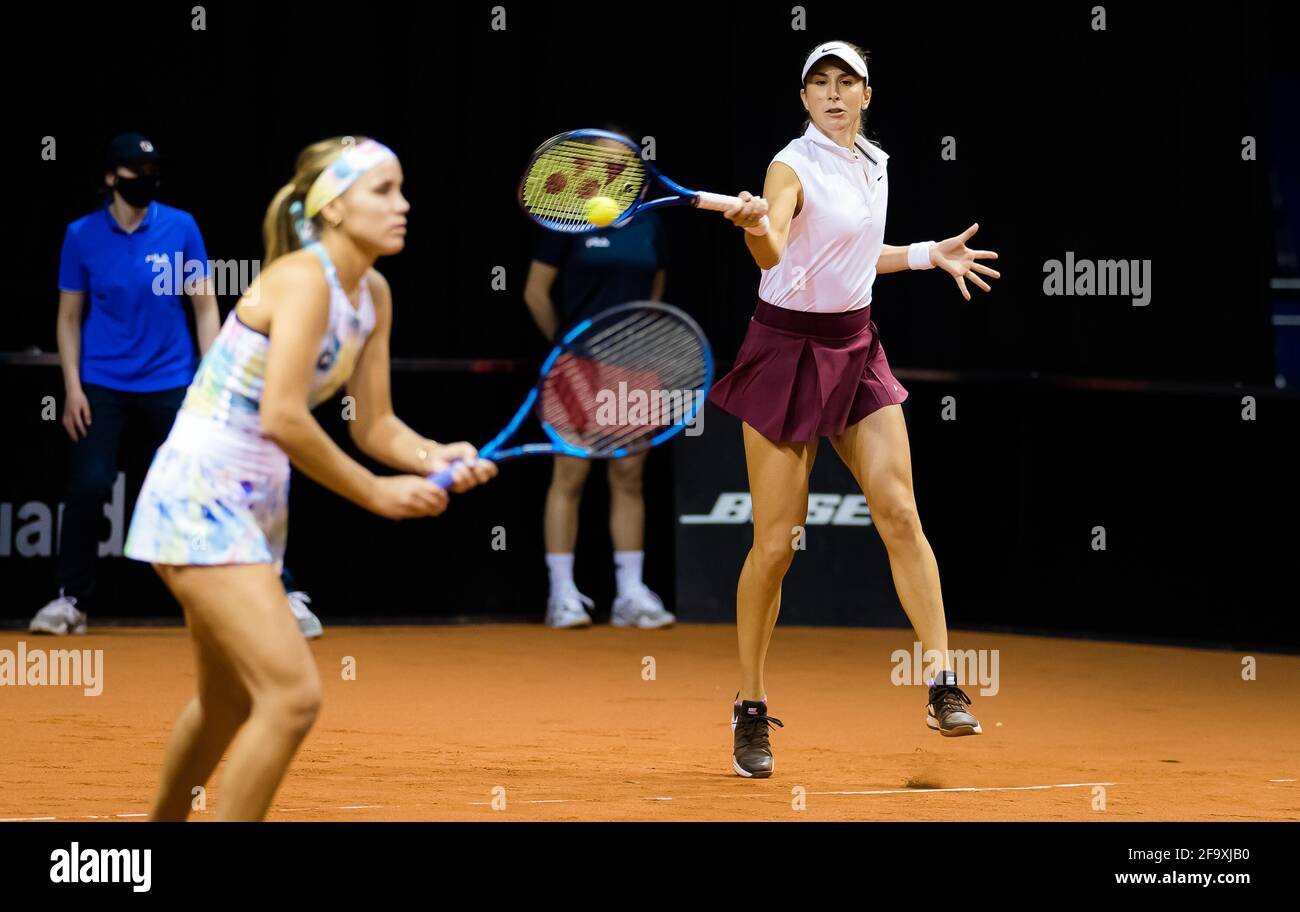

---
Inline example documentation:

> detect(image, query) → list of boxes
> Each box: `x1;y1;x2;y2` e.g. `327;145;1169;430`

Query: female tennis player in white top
714;41;1001;777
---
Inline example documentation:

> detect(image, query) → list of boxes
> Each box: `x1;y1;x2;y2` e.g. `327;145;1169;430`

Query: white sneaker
611;585;675;629
287;590;323;640
545;590;594;628
29;593;88;635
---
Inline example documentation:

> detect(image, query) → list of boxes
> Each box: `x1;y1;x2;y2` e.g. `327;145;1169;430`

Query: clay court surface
1;624;1296;822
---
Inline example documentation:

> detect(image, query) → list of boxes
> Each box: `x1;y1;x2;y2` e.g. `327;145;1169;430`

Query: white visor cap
801;41;869;85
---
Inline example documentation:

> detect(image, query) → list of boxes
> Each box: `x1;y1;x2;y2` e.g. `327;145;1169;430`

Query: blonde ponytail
261;135;373;266
262;182;300;266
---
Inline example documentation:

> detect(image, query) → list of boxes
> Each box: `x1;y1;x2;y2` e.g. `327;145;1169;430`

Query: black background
6;1;1291;376
2;1;1297;648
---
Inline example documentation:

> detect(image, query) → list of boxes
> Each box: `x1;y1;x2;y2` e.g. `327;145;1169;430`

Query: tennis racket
428;302;713;490
518;128;770;234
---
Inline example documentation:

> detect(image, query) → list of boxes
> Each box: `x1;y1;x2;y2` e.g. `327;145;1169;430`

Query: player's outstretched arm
878;224;1001;300
726;162;799;271
346;270;496;493
259;257;448;519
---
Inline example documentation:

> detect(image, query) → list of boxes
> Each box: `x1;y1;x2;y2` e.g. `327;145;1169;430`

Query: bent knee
258;679;322;734
749;533;800;573
873;501;923;543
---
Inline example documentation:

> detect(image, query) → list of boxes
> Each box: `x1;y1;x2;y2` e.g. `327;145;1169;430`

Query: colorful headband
303;139;398;218
288;200;316;246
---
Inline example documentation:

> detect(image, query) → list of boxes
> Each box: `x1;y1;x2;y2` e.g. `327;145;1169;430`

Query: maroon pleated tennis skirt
707;298;908;444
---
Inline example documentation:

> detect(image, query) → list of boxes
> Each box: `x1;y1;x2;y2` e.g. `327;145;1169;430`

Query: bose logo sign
680;493;872;526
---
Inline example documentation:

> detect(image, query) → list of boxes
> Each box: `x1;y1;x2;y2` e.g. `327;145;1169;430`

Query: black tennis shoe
926;671;982;736
731;696;784;778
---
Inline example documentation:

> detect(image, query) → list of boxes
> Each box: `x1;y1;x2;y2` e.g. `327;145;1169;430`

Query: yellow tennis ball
585;195;620;227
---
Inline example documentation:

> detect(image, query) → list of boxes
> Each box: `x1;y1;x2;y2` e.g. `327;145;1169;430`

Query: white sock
614;550;644;598
546;553;576;598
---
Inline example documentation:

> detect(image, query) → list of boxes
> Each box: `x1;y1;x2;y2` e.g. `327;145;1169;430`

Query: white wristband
908;241;936;270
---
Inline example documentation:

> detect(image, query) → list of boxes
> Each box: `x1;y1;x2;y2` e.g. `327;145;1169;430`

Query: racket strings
584;313;698;369
539;310;708;454
587;351;705;451
521;138;647;230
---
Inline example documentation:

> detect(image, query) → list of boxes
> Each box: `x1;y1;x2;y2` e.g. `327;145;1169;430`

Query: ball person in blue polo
29;133;220;636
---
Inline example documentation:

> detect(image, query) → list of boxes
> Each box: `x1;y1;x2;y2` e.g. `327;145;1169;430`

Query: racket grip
428;459;464;490
694;191;742;211
694;192;770;234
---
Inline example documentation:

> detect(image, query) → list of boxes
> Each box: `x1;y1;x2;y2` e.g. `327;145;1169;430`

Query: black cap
105;132;161;171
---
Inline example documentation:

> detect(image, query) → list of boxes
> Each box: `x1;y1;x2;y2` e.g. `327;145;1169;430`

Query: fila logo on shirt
680;493;873;526
584;237;611;248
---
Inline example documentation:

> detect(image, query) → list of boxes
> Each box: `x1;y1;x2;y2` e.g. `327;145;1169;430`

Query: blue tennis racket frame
520;129;759;235
428;302;713;489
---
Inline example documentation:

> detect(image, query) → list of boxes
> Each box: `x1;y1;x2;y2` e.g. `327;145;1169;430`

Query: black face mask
114;174;160;208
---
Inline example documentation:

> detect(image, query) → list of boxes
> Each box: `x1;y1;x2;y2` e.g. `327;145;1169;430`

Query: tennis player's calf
607;452;648;549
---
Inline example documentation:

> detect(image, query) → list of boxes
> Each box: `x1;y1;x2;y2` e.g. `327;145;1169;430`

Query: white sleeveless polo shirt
757;123;890;313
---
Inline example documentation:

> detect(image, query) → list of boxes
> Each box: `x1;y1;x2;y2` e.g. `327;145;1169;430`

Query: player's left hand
931;223;1001;301
430;442;497;493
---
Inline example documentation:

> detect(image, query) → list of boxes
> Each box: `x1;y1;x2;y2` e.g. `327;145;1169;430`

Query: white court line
466;781;1119;806
808;781;1116;797
1268;778;1296;783
0;805;384;822
5;782;1119;818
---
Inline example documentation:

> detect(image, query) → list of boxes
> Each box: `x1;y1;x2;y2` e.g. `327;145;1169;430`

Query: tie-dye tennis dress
124;243;376;566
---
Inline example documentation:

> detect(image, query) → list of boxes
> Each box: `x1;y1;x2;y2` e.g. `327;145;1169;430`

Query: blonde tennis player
124;137;496;819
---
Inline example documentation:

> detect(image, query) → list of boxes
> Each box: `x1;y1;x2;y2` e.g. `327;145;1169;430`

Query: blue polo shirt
57;201;209;392
534;211;664;333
